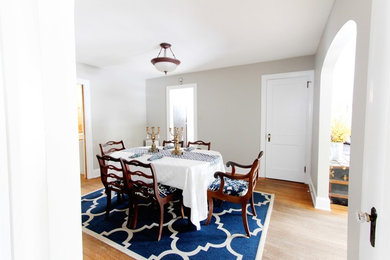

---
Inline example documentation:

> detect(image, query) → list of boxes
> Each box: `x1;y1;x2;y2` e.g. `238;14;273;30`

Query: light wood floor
80;176;347;260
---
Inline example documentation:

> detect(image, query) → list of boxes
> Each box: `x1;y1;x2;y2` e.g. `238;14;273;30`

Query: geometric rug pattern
82;189;273;260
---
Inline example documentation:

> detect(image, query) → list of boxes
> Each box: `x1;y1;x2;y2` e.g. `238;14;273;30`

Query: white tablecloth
110;147;225;229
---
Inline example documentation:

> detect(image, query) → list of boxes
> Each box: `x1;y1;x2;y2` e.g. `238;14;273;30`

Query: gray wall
311;0;373;258
146;56;314;166
77;63;147;169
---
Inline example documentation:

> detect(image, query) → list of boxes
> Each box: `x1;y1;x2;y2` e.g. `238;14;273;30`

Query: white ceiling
75;0;334;81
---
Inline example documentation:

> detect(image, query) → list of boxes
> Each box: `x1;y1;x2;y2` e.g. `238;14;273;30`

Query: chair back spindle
99;140;125;155
119;158;179;241
187;140;211;150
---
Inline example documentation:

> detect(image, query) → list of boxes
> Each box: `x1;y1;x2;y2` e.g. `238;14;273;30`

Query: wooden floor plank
80;176;347;259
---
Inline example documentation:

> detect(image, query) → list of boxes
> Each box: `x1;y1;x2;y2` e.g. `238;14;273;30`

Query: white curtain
0;0;82;259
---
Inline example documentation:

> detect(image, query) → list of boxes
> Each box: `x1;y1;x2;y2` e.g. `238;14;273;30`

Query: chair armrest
226;161;253;175
214;171;249;180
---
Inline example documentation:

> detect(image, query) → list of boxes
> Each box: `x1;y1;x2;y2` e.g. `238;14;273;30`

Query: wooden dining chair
187;140;211;150
99;140;125;155
96;154;127;219
206;153;262;237
215;150;264;208
120;158;183;241
162;140;184;148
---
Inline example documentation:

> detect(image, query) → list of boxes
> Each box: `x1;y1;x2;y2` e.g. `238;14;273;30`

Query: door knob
357;207;377;247
267;133;271;142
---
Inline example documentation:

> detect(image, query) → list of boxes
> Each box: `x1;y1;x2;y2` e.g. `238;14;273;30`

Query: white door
353;0;389;257
264;72;313;182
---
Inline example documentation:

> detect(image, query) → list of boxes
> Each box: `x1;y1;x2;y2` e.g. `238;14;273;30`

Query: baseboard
88;168;100;179
307;175;331;211
314;196;331;211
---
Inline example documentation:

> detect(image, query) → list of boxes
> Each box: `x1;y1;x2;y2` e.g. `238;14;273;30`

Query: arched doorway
317;20;357;209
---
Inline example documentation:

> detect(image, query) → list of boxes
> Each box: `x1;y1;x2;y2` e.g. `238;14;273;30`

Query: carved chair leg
132;203;139;229
157;203;164;241
105;189;111;220
186;208;192;226
241;201;250;237
126;201;133;229
205;196;214;225
180;200;185;219
250;195;257;217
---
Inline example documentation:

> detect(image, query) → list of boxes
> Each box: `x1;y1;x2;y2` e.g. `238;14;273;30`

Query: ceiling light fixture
151;43;180;75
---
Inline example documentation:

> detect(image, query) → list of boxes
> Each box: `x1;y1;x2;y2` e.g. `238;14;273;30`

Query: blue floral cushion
208;177;249;196
134;183;177;198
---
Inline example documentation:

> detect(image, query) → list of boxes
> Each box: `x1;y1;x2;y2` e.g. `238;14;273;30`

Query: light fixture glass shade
151;43;180;74
152;59;179;74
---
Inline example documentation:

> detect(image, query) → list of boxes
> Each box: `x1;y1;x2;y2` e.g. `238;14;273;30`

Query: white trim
307;174;331;211
77;78;94;180
166;83;197;142
0;36;13;260
260;70;314;181
89;168;101;179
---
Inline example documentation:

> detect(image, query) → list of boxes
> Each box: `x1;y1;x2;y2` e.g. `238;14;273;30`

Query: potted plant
330;118;351;161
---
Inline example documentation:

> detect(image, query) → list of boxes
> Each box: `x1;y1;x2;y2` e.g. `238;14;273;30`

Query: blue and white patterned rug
81;189;273;259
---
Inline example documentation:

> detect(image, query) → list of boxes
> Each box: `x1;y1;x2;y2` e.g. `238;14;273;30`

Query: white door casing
261;71;313;183
166;84;197;143
77;78;94;179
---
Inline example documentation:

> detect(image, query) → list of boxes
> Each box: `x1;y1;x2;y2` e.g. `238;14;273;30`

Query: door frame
166;83;197;142
77;78;94;179
260;70;314;183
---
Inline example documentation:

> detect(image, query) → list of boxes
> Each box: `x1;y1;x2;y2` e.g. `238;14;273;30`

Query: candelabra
146;126;160;153
169;127;184;155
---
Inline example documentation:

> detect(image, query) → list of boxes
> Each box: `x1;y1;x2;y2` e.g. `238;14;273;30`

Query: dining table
109;146;225;230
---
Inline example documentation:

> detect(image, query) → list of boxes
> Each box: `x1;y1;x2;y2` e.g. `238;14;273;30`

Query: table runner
147;150;221;164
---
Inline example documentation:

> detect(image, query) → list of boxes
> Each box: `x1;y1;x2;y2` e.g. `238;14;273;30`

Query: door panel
265;76;310;182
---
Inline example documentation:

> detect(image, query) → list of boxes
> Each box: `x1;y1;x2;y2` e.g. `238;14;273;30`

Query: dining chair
99;140;125;155
215;150;264;208
206;152;263;237
162;140;184;148
120;158;183;241
187;140;211;150
96;154;127;219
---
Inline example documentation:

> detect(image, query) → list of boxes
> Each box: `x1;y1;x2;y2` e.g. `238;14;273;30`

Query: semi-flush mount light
151;43;180;75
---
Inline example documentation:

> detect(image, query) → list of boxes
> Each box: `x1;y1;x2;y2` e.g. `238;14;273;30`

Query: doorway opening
318;19;357;259
319;20;357;208
166;84;197;144
328;35;356;206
